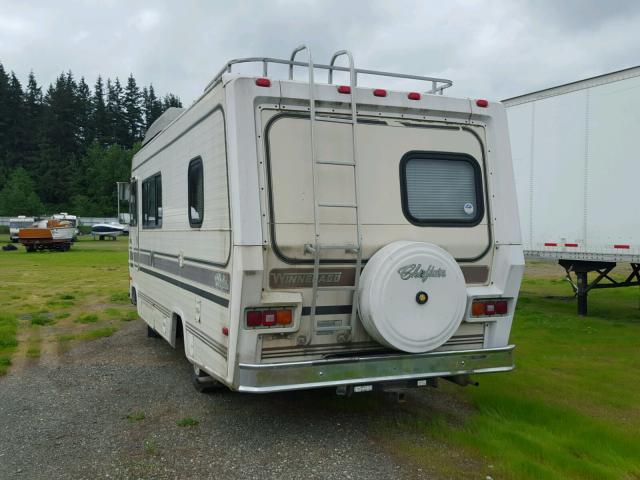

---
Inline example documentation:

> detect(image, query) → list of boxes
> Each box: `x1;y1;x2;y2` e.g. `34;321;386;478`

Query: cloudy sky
1;0;639;103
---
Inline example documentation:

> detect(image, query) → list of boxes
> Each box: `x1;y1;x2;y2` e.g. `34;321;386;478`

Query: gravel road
0;320;476;480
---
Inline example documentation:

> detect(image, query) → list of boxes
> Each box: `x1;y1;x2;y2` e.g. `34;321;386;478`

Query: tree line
0;62;182;217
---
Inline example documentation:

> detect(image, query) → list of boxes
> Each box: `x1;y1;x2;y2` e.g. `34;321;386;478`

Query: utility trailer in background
503;66;640;315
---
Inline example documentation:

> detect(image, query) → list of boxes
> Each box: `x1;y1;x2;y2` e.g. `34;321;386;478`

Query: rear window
400;151;484;226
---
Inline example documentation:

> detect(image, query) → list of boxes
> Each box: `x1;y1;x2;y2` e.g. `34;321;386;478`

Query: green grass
75;313;99;324
57;333;77;342
110;291;130;303
143;439;158;455
0;235;135;371
79;327;117;340
176;417;199;427
105;307;120;317
126;410;146;421
0;314;18;375
122;310;138;322
25;336;42;359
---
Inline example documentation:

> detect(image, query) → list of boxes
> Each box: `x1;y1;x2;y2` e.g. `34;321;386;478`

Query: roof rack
203;55;453;95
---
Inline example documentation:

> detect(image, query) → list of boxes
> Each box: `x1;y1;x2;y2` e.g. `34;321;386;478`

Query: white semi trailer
503;66;640;315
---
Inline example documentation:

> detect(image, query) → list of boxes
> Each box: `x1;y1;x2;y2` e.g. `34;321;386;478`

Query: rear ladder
290;46;363;344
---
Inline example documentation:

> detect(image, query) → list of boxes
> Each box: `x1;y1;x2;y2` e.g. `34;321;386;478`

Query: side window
188;157;204;227
400;151;484;226
142;173;163;229
130;180;138;226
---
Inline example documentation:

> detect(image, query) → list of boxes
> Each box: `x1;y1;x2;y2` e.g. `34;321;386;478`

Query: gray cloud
0;0;638;103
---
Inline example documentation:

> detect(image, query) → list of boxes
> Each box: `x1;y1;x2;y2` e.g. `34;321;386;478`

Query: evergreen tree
162;93;182;109
0;64;9;187
123;74;143;146
3;73;26;172
76;77;94;148
92;76;109;145
106;78;127;146
21;72;44;174
0;63;182;215
142;84;164;130
0;167;44;215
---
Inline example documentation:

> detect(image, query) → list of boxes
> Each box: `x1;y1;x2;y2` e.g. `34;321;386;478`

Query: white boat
91;223;126;240
19;219;74;251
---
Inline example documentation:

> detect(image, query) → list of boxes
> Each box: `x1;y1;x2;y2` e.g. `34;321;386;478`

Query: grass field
1;234;639;478
0;234;135;374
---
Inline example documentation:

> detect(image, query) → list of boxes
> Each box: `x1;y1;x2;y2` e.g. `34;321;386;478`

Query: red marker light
222;326;229;336
337;85;351;94
255;77;271;87
476;99;489;108
373;89;387;97
408;92;421;100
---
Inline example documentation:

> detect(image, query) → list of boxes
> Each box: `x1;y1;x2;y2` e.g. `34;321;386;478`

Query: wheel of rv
191;365;225;393
147;325;160;338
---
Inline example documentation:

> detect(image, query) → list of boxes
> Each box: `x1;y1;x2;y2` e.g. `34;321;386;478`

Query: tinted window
400;152;483;225
142;173;162;228
188;158;204;227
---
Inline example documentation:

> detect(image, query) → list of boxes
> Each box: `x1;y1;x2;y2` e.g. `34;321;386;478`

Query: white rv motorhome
127;46;524;394
9;216;36;242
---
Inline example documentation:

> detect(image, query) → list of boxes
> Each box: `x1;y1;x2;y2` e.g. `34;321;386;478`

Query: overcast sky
1;0;639;104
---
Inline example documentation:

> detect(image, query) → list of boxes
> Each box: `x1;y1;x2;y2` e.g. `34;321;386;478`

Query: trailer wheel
191;366;224;393
147;325;160;338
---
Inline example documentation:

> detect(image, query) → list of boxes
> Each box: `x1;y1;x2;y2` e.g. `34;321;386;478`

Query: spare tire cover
358;241;467;353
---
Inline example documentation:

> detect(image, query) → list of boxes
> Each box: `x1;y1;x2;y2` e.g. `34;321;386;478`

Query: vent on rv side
142;107;186;146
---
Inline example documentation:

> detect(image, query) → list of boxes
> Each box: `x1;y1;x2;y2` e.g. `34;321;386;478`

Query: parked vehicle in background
52;213;79;240
18;218;74;252
9;216;36;242
91;222;127;240
504;66;640;315
126;46;524;394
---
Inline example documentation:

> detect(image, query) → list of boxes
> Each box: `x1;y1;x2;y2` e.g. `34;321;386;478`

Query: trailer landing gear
560;260;640;316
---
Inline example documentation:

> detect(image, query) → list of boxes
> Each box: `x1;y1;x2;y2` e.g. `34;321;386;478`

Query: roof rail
203;55;453;95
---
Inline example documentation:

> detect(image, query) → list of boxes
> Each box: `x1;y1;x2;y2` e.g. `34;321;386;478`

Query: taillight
262;310;277;326
246;310;262;327
255;77;271;87
245;308;294;328
471;299;509;317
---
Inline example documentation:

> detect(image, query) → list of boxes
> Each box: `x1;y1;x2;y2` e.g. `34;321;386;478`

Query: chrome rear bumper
236;345;515;393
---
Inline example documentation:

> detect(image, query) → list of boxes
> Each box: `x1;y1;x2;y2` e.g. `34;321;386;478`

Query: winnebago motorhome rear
128;46;523;393
504;66;640;315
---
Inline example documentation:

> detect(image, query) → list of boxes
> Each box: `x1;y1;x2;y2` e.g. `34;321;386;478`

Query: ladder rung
317;243;360;251
317;285;357;291
318;202;357;208
316;160;356;166
314;116;354;124
315;325;352;332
